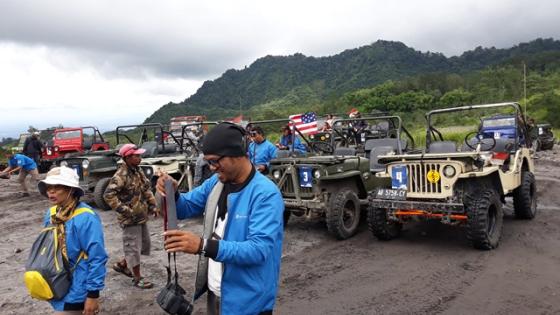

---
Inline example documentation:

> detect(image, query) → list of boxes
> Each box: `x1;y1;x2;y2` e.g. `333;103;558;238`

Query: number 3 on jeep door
391;165;407;190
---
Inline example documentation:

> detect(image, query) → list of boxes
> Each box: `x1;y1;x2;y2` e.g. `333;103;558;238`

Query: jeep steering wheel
464;131;497;151
311;141;334;154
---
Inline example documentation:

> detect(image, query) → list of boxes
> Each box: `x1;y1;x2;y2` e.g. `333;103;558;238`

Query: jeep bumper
369;198;465;214
284;198;326;212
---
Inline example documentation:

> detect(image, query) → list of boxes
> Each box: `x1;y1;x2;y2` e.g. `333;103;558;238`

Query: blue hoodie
279;134;307;154
43;202;108;311
176;172;284;315
248;139;277;170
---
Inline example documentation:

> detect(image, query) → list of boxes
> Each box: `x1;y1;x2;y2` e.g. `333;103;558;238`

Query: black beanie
201;122;246;157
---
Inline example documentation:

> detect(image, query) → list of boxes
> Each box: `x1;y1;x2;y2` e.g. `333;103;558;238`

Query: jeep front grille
280;169;313;198
407;163;442;194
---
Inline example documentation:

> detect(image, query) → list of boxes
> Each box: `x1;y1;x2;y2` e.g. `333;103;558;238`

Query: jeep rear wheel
367;205;402;240
541;142;554;151
513;171;537;219
326;189;360;240
93;177;112;211
465;190;503;250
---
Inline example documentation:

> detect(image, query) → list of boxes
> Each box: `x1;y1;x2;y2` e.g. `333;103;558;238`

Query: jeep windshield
482;117;515;128
56;130;81;139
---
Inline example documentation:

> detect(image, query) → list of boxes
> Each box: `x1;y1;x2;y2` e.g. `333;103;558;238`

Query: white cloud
0;43;201;138
0;0;558;138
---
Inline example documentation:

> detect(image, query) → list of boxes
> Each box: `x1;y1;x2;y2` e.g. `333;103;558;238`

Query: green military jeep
535;123;555;151
114;123;192;196
269;115;414;240
368;102;536;250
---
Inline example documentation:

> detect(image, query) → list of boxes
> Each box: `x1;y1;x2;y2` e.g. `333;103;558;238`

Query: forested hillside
145;38;560;127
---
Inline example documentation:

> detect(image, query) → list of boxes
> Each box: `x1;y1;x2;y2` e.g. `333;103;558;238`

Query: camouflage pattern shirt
103;164;157;227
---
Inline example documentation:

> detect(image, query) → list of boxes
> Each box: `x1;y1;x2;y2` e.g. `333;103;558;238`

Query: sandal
113;262;133;278
132;277;154;289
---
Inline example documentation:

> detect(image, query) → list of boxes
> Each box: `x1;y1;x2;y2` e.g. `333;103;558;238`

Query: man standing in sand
104;143;159;289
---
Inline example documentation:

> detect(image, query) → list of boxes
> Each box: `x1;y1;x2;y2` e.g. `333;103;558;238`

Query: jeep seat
83;138;93;150
428;141;457;153
364;138;407;158
158;143;178;154
140;141;158;157
370;146;395;172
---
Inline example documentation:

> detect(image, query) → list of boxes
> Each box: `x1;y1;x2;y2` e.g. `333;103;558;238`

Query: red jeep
42;126;110;164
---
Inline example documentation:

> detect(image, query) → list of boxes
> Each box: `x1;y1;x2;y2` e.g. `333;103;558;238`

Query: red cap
118;143;146;157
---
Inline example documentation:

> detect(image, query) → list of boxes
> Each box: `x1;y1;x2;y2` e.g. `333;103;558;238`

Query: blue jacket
248;139;277;170
9;154;37;171
176;173;284;315
279;135;307;154
43;202;108;311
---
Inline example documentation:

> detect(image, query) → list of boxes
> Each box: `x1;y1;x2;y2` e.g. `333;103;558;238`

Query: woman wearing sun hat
37;166;108;315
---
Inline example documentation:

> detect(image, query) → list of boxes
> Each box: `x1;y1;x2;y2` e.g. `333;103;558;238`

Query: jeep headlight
313;169;321;179
81;160;90;169
443;165;456;178
272;170;281;180
144;167;153;178
60;160;68;167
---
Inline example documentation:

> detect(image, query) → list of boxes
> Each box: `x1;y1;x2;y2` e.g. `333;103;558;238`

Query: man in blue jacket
157;122;284;315
247;125;277;174
1;152;39;196
276;124;308;154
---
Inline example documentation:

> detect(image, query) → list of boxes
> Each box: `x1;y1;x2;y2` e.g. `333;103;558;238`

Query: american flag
289;112;318;135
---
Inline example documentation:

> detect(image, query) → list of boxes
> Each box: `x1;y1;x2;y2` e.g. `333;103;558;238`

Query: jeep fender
320;175;368;200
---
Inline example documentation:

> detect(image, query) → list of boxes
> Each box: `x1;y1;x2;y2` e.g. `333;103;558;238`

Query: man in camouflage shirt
104;143;158;289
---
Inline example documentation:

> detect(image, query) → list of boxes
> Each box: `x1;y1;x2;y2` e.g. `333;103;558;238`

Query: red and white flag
289;112;318;135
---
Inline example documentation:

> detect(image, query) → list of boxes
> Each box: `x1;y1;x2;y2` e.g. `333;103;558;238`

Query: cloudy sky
0;0;558;138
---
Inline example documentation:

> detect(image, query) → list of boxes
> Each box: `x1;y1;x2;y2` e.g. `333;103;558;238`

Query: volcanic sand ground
1;147;560;315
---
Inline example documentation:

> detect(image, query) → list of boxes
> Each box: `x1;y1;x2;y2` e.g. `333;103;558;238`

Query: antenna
523;62;527;120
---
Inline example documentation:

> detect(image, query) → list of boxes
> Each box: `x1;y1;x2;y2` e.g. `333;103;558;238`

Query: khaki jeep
368;102;537;250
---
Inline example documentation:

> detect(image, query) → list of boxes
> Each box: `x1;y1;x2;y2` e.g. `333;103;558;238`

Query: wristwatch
199;238;207;256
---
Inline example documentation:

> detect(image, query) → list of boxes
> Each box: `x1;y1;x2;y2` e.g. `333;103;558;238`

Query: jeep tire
326;189;361;240
94;177;112;211
465;189;503;250
513;171;537;219
367;205;402;240
541;141;554;151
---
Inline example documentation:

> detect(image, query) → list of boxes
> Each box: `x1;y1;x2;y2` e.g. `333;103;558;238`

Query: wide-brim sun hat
38;166;85;197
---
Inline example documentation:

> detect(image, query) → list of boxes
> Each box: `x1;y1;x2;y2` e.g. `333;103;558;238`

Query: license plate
298;167;313;188
375;188;407;200
71;165;81;176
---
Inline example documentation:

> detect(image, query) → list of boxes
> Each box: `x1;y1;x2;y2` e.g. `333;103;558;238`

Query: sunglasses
250;132;258;137
206;156;225;167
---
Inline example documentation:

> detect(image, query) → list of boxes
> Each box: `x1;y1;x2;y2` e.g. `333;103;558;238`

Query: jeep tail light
490;152;509;165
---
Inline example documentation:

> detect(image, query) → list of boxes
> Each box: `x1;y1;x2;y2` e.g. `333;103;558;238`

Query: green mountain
144;38;560;124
